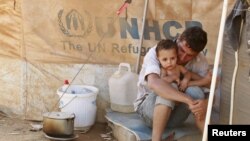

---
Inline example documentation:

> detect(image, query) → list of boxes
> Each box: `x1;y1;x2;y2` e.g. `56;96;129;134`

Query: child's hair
156;39;177;57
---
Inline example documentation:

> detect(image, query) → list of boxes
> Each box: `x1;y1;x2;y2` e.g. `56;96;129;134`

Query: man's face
177;40;198;65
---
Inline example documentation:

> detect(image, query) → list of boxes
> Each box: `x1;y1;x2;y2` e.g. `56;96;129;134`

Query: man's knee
155;96;175;110
185;86;205;100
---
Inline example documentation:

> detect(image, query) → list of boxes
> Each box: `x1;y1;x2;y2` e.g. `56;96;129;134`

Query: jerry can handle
118;63;131;72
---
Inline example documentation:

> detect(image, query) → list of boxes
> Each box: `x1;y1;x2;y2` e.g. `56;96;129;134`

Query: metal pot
43;112;75;137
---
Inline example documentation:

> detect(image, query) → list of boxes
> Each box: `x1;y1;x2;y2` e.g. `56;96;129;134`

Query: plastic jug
61;80;70;93
108;63;138;113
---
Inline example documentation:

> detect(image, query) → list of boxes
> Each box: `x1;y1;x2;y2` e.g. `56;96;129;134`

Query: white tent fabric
0;0;236;121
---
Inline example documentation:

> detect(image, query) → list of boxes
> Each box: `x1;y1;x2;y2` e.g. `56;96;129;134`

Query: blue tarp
106;110;200;141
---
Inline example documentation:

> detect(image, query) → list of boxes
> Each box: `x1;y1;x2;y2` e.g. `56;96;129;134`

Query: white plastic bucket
57;85;98;131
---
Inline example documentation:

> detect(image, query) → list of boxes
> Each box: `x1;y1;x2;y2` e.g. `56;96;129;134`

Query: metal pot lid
43;112;75;119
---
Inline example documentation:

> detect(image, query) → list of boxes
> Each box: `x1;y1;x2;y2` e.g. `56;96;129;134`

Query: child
156;39;191;91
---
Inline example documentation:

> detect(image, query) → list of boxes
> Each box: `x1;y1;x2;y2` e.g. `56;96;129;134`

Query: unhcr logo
58;9;92;37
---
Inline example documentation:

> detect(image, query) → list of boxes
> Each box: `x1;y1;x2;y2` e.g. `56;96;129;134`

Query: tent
2;1;249;140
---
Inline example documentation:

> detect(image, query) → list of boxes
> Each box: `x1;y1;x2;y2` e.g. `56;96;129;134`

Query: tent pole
135;0;149;74
202;0;228;141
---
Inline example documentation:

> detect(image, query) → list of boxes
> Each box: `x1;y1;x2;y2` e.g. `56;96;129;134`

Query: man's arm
147;73;194;105
188;71;212;88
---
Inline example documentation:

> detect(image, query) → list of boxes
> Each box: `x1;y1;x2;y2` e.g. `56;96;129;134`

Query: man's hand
189;99;208;121
188;70;212;88
184;94;196;109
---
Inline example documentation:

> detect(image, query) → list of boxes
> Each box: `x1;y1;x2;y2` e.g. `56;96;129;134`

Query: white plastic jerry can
108;63;138;113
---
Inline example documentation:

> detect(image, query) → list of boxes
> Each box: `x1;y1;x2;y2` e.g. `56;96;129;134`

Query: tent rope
49;2;127;113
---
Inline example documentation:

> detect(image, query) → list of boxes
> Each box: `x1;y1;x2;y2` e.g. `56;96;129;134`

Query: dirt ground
0;114;116;141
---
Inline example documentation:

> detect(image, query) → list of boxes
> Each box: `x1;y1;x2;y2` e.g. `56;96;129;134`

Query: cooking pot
43;112;75;137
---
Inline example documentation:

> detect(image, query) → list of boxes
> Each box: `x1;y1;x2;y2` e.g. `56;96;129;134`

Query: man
134;26;211;141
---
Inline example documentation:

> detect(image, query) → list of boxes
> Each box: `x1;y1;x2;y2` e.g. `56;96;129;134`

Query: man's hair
156;39;177;57
179;26;207;53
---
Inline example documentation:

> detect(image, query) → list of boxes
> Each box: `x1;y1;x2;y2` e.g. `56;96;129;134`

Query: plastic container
57;85;98;131
61;80;69;93
108;63;138;113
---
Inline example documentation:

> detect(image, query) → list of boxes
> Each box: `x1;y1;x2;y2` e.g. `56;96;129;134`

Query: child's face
158;49;177;70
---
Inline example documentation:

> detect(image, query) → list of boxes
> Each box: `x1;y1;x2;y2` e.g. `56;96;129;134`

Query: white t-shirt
134;46;209;110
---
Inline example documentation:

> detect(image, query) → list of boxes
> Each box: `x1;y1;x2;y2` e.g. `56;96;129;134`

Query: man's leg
153;94;175;141
136;93;175;141
195;117;205;132
136;94;155;127
151;83;177;141
152;105;171;141
167;86;205;128
185;86;205;100
186;86;205;132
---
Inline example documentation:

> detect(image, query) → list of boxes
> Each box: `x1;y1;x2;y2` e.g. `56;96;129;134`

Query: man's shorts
155;83;178;110
136;85;205;128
